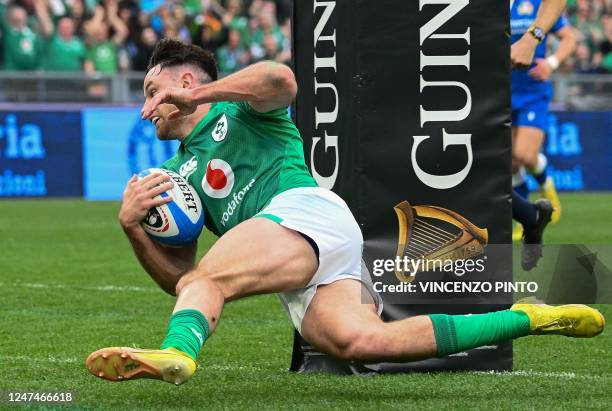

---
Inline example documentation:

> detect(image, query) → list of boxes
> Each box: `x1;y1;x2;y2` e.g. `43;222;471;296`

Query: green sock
160;309;209;361
429;310;531;357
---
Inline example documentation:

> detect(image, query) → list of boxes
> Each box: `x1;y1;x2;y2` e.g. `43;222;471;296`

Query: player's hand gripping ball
138;168;205;246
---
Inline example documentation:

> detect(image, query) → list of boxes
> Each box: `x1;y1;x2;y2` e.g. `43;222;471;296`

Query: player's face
143;65;182;140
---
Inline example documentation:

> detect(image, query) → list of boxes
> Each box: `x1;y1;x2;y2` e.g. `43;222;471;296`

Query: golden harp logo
393;201;489;283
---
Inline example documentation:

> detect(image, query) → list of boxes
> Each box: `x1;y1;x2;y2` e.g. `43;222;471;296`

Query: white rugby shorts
255;187;383;333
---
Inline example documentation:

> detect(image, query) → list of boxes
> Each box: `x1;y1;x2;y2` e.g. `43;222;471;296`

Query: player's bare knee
176;264;237;300
525;153;538;169
175;270;198;295
514;151;529;168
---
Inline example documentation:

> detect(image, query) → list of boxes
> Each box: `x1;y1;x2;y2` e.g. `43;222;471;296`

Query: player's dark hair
148;38;218;83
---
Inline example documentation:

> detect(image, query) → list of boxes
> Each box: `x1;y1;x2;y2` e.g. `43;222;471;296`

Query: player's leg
172;215;318;316
512;190;553;271
301;279;436;361
514;126;553;204
513;125;545;176
512;124;561;271
86;217;318;384
512;126;554;270
512;126;528;196
301;279;605;363
511;122;528;240
514;123;561;223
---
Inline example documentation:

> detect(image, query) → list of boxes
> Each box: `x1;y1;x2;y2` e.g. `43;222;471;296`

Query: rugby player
511;0;576;235
510;0;575;268
86;39;604;385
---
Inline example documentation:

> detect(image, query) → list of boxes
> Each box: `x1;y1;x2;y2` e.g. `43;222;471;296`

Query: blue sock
512;190;538;228
514;182;529;199
533;168;547;186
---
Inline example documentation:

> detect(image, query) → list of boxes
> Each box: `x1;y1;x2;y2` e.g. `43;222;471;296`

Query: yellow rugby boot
512;223;523;241
541;177;561;224
86;347;196;385
511;302;605;338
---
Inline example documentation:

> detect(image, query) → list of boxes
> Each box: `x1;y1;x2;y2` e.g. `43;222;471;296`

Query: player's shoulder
218;101;290;121
203;101;243;123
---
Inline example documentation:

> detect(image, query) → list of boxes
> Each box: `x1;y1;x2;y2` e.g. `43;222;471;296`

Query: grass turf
0;193;610;410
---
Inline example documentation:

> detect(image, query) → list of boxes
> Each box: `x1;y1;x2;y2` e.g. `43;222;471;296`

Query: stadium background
0;0;611;409
0;0;610;197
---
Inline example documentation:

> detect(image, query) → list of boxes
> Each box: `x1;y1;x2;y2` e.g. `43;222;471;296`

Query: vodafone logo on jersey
202;159;235;198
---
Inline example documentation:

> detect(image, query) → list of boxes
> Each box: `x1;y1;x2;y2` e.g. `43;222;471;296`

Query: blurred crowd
0;0;611;76
561;0;612;73
0;0;291;75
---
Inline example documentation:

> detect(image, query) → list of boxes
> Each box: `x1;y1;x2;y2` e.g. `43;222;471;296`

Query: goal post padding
292;0;512;373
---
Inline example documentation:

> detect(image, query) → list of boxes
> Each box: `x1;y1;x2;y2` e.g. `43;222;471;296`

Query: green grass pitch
0;193;610;410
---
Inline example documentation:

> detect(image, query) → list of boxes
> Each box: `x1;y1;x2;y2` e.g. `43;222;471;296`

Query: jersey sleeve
550;12;569;34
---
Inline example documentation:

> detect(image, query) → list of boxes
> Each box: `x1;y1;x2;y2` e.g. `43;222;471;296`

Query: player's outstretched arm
119;173;197;295
191;61;297;113
141;61;297;119
511;0;567;68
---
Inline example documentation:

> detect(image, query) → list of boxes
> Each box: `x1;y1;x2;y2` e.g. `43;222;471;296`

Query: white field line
0;354;79;364
0;282;159;293
0;355;269;372
0;355;608;380
475;370;612;381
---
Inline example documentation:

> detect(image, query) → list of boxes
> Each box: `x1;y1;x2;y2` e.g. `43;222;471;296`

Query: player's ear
181;71;196;89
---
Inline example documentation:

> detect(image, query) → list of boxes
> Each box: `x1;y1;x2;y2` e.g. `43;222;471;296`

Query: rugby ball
138;168;205;246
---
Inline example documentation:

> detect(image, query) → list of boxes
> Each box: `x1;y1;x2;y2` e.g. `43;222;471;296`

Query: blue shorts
511;92;550;132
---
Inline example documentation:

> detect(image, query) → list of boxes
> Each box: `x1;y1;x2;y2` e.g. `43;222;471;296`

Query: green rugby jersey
161;101;318;237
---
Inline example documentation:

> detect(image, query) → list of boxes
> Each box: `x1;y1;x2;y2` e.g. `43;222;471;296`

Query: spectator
172;4;191;43
193;9;227;54
0;0;607;79
83;1;128;73
571;0;605;50
573;41;598;72
599;13;612;71
216;29;249;74
260;33;278;61
69;0;89;37
130;26;156;70
223;0;250;48
2;5;42;70
250;9;284;60
117;1;140;40
44;17;87;71
159;4;190;43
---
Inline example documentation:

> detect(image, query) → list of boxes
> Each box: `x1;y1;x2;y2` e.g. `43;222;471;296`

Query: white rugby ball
138;168;205;246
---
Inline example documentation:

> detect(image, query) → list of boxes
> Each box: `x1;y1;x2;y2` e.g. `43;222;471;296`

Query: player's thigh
513;126;545;165
187;217;318;301
301;279;381;358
